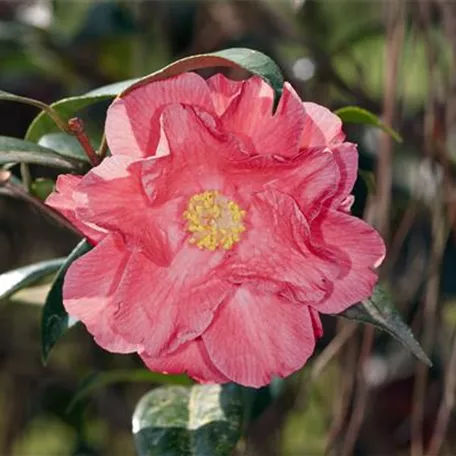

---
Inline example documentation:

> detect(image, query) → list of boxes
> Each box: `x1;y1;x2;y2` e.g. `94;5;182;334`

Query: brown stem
3;179;83;238
325;328;358;455
375;0;405;241
426;327;456;456
98;132;109;160
311;322;357;381
68;117;101;167
340;326;375;456
411;2;448;454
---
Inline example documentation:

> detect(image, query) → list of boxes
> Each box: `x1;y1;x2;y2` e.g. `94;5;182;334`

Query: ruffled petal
130;104;239;206
73;155;183;264
141;338;230;384
328;142;358;208
74;155;143;231
219;189;335;304
301;102;345;148
203;286;317;387
207;73;243;116
105;73;215;158
268;148;340;221
309;307;324;339
111;243;234;357
45;174;106;244
64;234;234;358
221;78;305;158
63;235;143;353
311;210;385;314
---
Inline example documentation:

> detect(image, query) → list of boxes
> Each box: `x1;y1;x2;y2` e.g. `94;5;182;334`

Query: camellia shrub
0;49;430;455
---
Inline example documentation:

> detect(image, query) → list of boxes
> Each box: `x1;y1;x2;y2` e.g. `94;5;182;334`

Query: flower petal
203;286;317;387
268;148;340;221
207;73;243;116
311;210;385;314
65;233;233;358
131;104;239;206
111;243;234;357
105;73;215;158
220;189;334;304
221;78;305;158
63;235;143;353
309;307;324;339
329;142;359;208
141;338;230;384
45;174;106;244
301;102;345;148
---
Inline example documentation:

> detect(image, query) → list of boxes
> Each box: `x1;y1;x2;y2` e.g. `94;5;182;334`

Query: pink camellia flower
46;72;385;388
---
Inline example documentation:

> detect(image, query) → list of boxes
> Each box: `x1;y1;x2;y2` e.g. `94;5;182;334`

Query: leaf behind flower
25;48;284;147
0;136;81;170
120;48;284;108
41;239;92;362
0;258;65;302
338;284;431;366
335;106;403;143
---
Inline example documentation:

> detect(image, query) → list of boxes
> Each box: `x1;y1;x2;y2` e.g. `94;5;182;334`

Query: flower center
183;190;246;251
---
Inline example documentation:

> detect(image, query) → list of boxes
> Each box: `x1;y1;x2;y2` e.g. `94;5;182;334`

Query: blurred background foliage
1;0;456;455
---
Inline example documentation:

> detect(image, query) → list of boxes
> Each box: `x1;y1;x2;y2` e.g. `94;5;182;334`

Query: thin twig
311;322;357;381
411;2;447;454
325;330;358;455
3;179;83;238
98;132;109;161
19;163;32;191
1;94;70;134
375;0;405;241
426;327;456;456
340;326;375;456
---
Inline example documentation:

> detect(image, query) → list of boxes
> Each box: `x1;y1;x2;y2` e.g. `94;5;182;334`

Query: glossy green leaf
41;239;92;362
133;384;243;456
68;369;193;412
334;106;403;143
26;47;284;143
38;132;90;162
30;178;56;201
339;284;431;366
0;136;81;170
25;79;140;143
0;258;65;301
120;47;284;108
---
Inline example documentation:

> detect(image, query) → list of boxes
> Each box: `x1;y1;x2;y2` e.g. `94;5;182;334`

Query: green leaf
339;284;431;366
121;48;284;108
25;79;140;143
41;239;92;362
26;47;284;143
0;136;81;170
0;258;65;301
334;106;403;143
38;132;90;162
243;378;285;425
68;369;193;412
133;384;243;456
30;178;56;201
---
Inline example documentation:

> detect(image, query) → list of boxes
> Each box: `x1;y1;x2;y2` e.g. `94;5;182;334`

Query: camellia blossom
46;72;385;388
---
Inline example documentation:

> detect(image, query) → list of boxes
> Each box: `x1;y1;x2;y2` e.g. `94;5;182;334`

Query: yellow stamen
183;190;246;250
